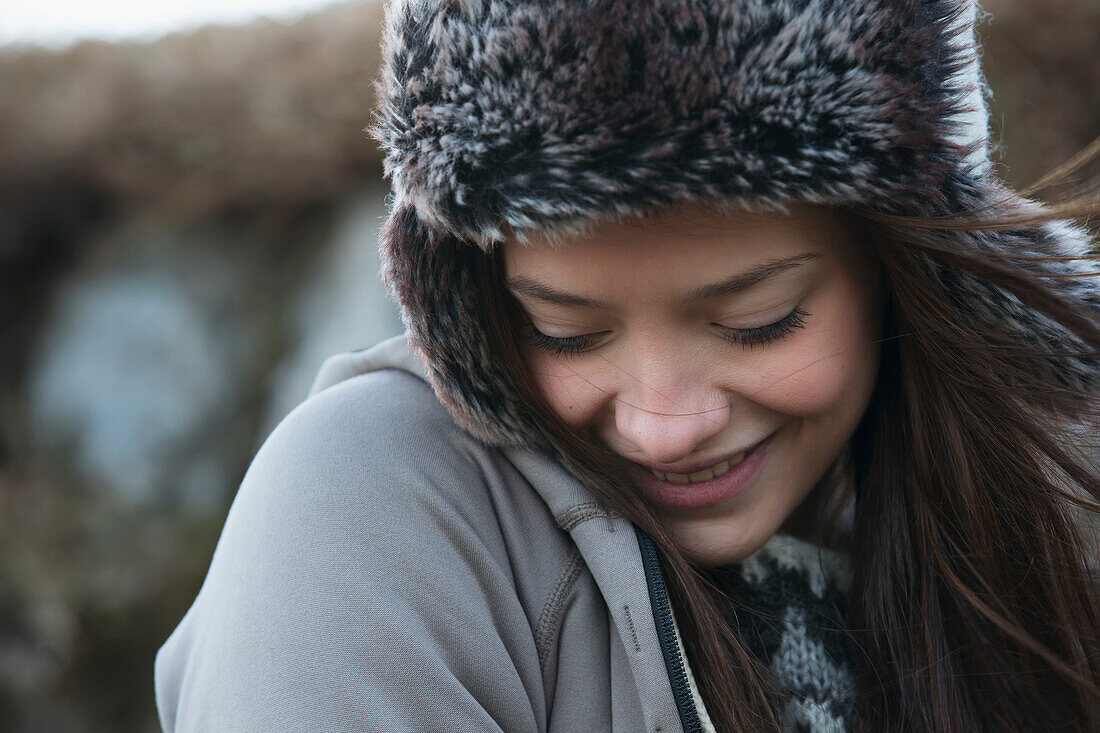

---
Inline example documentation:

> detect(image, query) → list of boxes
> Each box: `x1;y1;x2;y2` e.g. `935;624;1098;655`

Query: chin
672;521;774;567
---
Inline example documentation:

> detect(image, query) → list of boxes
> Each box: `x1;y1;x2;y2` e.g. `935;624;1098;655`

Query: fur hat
371;0;1098;450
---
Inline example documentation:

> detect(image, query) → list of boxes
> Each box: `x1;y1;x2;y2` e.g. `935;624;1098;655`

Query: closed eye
523;306;810;357
714;306;809;350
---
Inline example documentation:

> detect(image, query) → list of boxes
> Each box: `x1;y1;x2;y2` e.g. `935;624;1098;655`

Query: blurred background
0;0;1096;730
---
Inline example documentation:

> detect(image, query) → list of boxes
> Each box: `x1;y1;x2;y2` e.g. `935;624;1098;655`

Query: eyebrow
505;252;823;312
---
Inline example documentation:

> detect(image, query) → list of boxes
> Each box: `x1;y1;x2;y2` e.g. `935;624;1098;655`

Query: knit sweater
678;534;857;733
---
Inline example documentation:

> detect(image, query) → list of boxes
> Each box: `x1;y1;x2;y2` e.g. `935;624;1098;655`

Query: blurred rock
27;231;253;511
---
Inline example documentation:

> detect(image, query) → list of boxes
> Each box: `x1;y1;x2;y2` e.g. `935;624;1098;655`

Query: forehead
503;204;849;280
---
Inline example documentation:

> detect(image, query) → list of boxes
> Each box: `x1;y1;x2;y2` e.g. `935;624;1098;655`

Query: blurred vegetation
0;0;1096;731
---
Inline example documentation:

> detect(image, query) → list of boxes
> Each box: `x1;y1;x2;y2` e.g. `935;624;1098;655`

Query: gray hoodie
154;332;707;733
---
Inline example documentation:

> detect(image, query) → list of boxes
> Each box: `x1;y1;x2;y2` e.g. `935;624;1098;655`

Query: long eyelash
524;325;600;356
716;306;810;350
525;306;811;357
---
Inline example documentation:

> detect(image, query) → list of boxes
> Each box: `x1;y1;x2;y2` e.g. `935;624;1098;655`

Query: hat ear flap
378;204;539;449
986;216;1100;397
880;202;1100;403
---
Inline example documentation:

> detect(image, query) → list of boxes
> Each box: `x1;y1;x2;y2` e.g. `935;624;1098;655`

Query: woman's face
503;203;883;564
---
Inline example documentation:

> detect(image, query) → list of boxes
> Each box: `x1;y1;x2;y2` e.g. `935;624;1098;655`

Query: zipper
636;528;703;733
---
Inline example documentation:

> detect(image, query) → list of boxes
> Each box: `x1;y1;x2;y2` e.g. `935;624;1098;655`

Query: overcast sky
0;0;340;47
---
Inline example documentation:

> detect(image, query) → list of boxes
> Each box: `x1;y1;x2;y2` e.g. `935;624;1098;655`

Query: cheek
733;293;881;420
523;349;607;428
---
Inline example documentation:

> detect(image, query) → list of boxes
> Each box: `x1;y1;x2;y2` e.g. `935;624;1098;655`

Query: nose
614;388;731;466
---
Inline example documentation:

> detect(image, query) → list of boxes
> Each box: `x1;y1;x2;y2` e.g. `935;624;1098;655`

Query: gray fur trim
374;0;991;246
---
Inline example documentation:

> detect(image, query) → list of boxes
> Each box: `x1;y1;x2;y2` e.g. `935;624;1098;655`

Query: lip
628;430;776;510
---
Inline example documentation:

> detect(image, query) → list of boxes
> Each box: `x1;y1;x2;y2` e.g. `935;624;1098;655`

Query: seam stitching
622;604;642;653
533;547;586;674
556;502;616;531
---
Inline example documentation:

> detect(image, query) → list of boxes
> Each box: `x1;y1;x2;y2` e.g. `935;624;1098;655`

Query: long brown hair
464;158;1100;730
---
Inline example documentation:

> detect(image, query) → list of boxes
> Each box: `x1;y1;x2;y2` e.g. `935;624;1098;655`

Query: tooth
648;453;749;484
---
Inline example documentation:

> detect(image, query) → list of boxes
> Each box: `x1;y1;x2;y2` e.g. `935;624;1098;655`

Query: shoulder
204;366;571;618
155;368;559;730
185;366;530;610
272;365;471;475
266;368;579;585
249;367;505;534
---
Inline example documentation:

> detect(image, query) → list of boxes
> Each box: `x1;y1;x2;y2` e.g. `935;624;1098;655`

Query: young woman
155;0;1100;731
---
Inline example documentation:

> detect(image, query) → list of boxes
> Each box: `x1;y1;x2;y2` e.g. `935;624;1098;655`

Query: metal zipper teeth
636;528;703;733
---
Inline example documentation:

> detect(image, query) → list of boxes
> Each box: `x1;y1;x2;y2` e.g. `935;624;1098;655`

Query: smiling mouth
646;453;747;484
631;430;775;485
629;431;777;510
